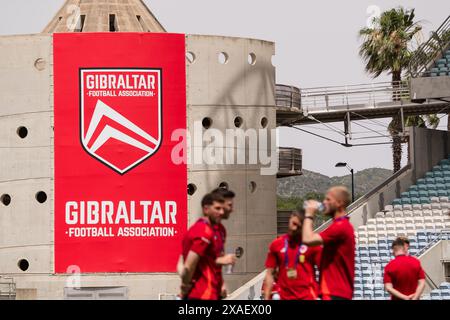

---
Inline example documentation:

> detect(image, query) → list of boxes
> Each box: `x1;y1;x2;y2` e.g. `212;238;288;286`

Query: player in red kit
211;188;237;299
263;210;322;300
179;193;225;300
384;237;426;300
302;186;355;300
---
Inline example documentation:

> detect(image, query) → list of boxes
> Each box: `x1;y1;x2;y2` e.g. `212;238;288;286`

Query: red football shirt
213;223;227;294
383;255;425;300
319;216;355;300
265;234;322;300
182;218;219;300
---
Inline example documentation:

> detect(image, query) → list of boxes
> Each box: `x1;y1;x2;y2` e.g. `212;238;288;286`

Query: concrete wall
420;240;450;293
410;76;450;101
186;35;277;292
0;34;277;299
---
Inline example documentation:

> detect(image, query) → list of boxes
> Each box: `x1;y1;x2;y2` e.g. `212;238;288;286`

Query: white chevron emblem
80;69;162;174
83;100;158;154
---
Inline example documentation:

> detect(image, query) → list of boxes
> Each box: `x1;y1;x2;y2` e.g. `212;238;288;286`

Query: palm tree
359;7;432;173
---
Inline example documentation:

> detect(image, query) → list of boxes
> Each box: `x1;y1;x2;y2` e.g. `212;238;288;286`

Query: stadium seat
418;185;428;193
422;203;432;210
417;178;426;185
394;217;404;225
375;212;384;218
403;210;414;217
385;211;394;218
420;197;430;204
387;230;397;238
401;198;411;205
404;217;414;224
429;190;438;198
438;190;448;197
425;172;435;179
384;205;393;212
434;171;444;178
431;197;440;204
423;210;433;217
386;223;395;231
359;237;368;245
377;231;387;239
425;222;435;230
431;202;442;210
430;290;441;300
417;232;428;241
394;210;403;218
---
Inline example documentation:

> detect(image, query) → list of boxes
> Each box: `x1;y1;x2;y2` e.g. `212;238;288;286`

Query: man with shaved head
302;186;355;300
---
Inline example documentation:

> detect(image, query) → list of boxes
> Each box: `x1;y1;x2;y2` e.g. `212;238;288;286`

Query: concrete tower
43;0;166;33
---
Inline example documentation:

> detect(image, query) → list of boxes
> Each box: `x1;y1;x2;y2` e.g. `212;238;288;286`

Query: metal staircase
409;15;450;78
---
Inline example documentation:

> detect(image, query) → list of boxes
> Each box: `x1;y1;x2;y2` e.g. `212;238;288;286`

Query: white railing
225;271;266;300
301;81;410;114
416;229;450;257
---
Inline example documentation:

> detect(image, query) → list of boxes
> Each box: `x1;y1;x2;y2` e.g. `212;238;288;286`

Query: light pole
335;162;355;203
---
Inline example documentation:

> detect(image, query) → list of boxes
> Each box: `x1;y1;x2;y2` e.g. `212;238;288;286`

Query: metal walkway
276;81;450;126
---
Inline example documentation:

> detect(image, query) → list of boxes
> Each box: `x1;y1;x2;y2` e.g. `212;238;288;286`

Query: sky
1;0;449;176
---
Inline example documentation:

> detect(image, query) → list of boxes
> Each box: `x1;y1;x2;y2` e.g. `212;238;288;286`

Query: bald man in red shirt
384;237;425;300
302;186;355;300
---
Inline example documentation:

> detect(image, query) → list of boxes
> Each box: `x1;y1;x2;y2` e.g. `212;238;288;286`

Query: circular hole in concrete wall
261;117;268;128
219;182;229;190
1;194;11;206
34;58;46;71
186;51;196;64
17;126;28;139
234;116;243;128
36;191;47;204
248;53;257;65
249;181;257;193
188;184;197;196
218;52;229;64
202;117;213;129
18;259;29;271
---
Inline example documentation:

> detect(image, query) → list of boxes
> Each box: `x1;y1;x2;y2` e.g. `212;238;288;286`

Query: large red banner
54;33;187;273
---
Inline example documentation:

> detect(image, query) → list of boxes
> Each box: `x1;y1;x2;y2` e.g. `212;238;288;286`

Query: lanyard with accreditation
284;235;306;280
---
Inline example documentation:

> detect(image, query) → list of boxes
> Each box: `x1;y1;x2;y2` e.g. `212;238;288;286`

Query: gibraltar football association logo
80;68;162;174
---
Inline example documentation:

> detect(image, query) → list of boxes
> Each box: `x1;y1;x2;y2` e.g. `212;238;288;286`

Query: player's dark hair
211;187;235;199
291;209;305;222
201;192;225;207
391;236;410;249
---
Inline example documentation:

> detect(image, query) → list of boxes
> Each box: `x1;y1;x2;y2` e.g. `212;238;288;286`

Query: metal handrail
300;81;410;114
409;15;450;78
416;229;450;257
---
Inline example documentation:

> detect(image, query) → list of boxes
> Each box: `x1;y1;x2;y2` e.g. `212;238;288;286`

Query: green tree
358;7;439;173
